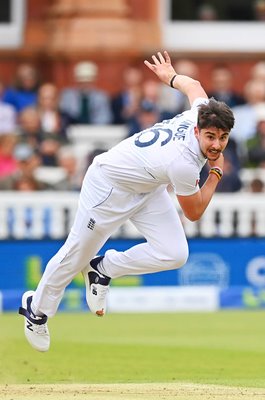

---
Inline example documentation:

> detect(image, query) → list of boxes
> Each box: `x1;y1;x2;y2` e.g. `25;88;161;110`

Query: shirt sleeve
191;97;209;111
167;161;200;196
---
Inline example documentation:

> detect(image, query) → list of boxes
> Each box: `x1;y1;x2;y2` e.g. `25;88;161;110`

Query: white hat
14;143;34;161
74;61;98;82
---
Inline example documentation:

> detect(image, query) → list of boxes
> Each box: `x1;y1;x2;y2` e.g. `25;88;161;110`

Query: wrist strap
170;74;177;88
209;167;223;181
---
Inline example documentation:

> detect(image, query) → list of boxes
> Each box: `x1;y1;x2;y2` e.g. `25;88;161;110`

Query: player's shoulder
191;97;209;110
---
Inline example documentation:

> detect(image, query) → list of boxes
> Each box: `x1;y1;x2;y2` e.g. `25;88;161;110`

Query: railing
0;191;264;239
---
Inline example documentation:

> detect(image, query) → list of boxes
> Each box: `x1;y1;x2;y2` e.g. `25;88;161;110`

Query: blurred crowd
0;57;265;194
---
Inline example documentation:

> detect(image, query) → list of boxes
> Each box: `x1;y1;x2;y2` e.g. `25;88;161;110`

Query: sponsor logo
26;320;33;332
246;256;265;287
87;218;96;230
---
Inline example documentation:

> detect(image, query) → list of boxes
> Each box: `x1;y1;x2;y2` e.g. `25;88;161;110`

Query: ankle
31;302;45;317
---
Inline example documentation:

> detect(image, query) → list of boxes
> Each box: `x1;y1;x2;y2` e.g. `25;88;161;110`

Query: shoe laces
30;313;48;335
34;323;48;335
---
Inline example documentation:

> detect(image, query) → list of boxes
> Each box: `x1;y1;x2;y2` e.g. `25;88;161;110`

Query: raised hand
144;51;177;87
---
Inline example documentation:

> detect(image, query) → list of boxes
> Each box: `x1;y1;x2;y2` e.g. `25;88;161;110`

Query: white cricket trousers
32;163;189;317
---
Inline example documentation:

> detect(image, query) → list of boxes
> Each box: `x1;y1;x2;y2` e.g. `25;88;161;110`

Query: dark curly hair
197;98;235;131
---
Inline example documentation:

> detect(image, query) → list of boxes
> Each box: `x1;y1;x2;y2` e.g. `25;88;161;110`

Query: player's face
194;126;230;161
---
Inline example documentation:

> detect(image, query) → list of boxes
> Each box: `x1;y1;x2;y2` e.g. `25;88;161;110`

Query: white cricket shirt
96;97;208;196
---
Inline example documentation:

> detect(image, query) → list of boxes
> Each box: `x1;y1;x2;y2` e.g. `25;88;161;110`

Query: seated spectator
249;175;265;236
3;63;40;112
141;79;173;120
18;106;42;149
17;105;61;167
37;83;71;166
14;143;41;178
10;148;47;238
0;80;17;134
0;133;18;188
254;0;265;20
37;83;70;141
59;61;113;124
250;178;264;193
197;3;218;20
86;147;106;169
112;66;143;125
208;65;245;107
124;78;174;135
13;175;40;191
250;60;265;81
246;118;265;168
0;140;44;190
53;146;83;191
127;100;161;137
231;79;265;160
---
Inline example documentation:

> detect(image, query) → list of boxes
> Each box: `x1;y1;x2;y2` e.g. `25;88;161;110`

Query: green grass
1;311;265;387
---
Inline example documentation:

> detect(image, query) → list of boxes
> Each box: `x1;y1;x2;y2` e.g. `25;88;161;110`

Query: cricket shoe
82;256;111;317
18;291;50;352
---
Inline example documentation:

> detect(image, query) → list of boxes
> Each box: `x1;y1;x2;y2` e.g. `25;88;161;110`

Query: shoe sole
82;267;105;317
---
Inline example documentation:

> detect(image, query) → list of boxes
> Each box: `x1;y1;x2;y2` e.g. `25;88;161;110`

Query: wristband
209;167;223;181
170;74;177;88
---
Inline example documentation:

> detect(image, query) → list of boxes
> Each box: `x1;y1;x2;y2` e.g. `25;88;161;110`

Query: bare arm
177;155;224;221
144;51;208;106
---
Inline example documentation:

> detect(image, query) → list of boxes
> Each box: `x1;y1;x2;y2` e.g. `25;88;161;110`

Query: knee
164;245;189;270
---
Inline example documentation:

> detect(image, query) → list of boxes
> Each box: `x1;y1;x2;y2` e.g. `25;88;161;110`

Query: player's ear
194;126;200;139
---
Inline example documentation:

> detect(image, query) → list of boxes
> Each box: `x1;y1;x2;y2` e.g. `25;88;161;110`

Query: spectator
249;175;265;236
0;133;18;188
17;105;60;167
59;61;113;124
54;146;83;191
197;3;218;21
86;147;106;169
37;83;70;141
3;63;40;112
112;66;143;124
37;83;71;166
0;140;43;190
250;61;265;81
13;143;42;184
18;107;42;150
0;80;17;134
231;79;265;160
208;65;245;107
246;118;265;168
250;178;264;193
13;175;40;191
141;79;173;120
254;0;265;20
127;100;161;137
10;149;46;238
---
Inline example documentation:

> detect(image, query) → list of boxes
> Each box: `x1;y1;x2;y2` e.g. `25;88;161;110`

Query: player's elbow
183;209;201;222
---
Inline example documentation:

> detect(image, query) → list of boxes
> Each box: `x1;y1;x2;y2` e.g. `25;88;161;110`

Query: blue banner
1;238;265;310
1;238;265;290
220;286;265;309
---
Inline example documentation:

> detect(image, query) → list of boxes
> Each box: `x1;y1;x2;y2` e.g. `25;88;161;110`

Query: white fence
0;191;264;239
